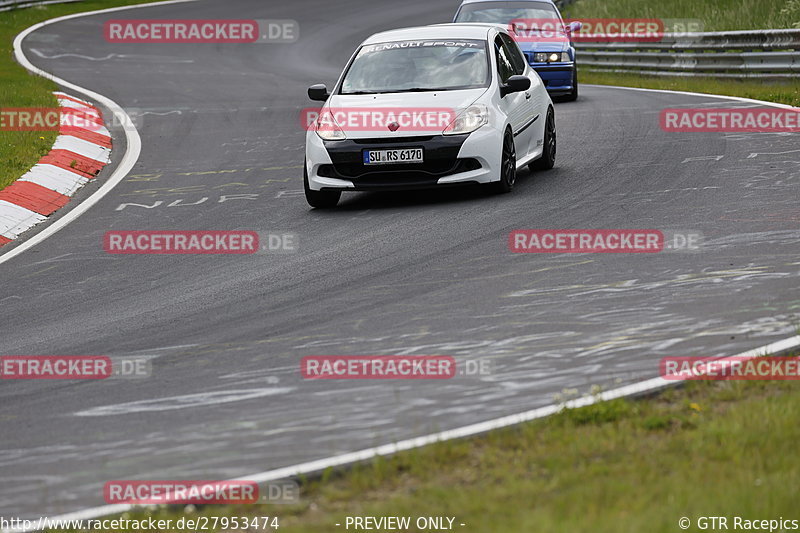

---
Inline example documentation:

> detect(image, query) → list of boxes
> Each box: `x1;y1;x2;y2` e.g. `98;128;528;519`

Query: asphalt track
2;0;799;519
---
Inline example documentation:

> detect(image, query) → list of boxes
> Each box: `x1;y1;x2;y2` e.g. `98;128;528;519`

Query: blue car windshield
456;1;563;30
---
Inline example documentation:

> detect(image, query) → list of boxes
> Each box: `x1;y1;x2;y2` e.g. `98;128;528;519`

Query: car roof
362;23;497;45
458;0;557;5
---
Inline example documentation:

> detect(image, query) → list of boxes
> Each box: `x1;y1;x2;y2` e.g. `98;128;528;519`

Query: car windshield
339;40;490;94
455;1;563;31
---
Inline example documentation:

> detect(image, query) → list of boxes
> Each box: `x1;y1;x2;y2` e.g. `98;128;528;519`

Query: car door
499;33;540;159
493;35;530;158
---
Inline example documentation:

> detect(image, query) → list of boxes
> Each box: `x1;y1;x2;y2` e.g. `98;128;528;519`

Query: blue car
454;0;581;101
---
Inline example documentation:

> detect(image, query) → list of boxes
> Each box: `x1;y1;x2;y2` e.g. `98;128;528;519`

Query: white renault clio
304;23;556;208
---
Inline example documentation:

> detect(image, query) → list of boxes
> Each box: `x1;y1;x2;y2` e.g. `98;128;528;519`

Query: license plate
363;148;423;165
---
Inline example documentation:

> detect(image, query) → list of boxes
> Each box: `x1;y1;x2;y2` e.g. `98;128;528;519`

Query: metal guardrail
576;29;800;79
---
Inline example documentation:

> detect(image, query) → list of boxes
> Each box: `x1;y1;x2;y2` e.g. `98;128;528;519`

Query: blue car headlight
533;52;571;63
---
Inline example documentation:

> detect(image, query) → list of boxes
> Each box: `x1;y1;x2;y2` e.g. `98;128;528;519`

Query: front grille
333;160;454;179
322;134;470;181
318;158;482;190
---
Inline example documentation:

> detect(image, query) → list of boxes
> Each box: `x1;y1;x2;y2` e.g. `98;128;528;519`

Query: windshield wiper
342;90;385;95
392;87;449;93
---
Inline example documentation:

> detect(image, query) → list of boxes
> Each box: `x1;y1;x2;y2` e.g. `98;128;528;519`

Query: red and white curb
0;91;111;248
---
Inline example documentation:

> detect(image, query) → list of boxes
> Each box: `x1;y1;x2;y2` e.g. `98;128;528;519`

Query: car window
340;40;490;94
500;33;526;75
455;1;561;24
494;36;515;83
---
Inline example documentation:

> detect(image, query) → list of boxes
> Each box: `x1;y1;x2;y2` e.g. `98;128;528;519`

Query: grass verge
0;0;153;191
48;368;800;533
577;70;800;107
562;0;800;107
561;0;800;31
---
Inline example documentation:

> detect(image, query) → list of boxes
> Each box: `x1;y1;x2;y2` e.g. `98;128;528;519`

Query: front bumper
530;62;576;95
305;127;502;192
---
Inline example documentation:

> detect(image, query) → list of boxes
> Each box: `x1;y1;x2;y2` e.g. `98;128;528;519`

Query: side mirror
567;21;582;33
308;84;329;102
501;75;531;97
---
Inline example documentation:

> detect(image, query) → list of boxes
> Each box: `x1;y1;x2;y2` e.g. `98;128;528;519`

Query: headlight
533;52;571;63
442;104;489;136
315;110;346;141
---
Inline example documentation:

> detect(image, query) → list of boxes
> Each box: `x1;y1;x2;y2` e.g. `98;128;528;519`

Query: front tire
531;107;556;171
492;129;517;193
304;165;340;208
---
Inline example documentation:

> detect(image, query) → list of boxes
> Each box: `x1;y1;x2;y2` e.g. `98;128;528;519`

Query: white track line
3;6;800;529
0;0;200;267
